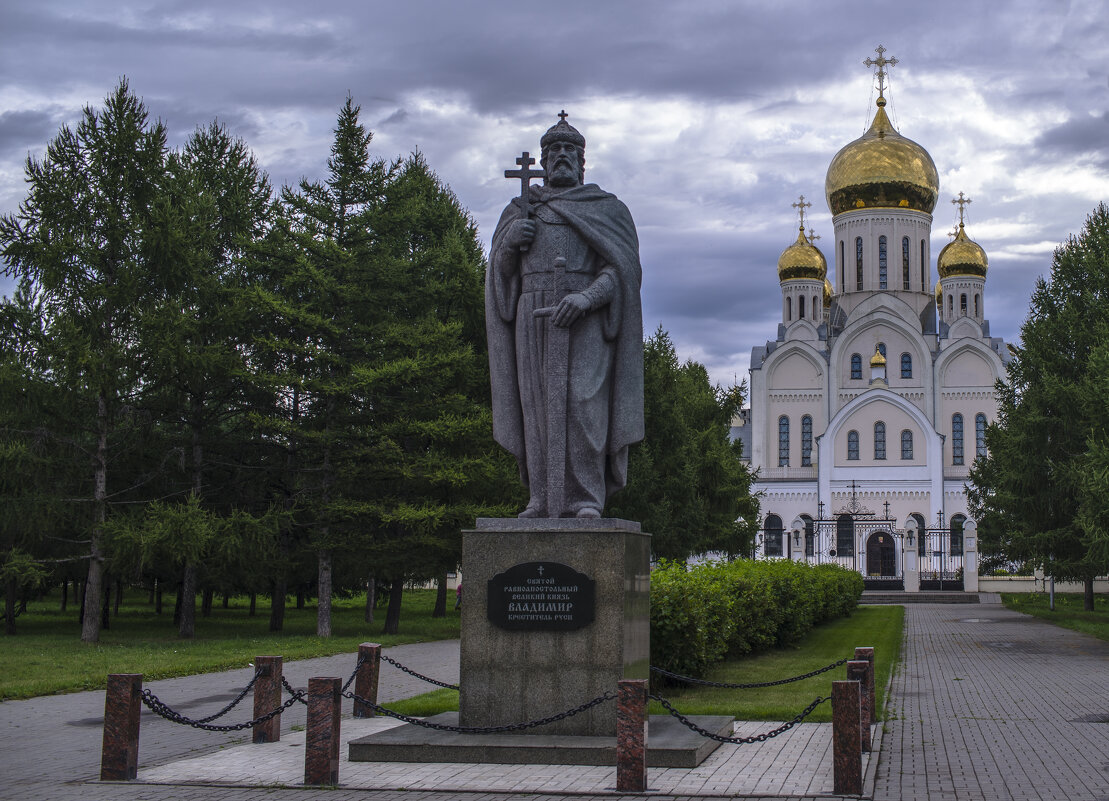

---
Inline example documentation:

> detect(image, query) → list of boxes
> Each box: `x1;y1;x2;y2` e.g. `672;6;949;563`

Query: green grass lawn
0;589;458;700
1001;592;1109;641
387;606;904;724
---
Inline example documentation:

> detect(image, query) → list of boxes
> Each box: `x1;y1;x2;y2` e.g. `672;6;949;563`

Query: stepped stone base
348;713;733;767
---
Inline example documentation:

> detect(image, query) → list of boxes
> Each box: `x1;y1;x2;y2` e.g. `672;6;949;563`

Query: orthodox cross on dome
807;227;821;246
557;109;569;122
864;44;898;99
792;195;812;229
952;191;972;226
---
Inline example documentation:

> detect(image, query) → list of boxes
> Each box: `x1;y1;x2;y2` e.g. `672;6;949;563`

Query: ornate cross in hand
505;151;545;252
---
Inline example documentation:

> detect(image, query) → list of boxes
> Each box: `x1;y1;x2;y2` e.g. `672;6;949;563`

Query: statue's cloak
487;182;644;493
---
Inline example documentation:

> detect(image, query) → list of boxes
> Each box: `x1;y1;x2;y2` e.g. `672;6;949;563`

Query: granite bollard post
616;679;648;792
832;680;863;795
846;660;871;751
353;643;381;718
252;655;283;743
100;673;142;781
854;646;876;724
305;677;342;786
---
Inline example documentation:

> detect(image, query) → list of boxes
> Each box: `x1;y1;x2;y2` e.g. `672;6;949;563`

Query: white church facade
739;51;1011;590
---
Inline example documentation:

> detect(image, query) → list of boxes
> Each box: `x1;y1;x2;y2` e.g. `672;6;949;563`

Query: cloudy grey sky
2;0;1108;390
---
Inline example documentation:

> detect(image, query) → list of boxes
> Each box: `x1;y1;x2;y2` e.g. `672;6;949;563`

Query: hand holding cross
504;151;546;253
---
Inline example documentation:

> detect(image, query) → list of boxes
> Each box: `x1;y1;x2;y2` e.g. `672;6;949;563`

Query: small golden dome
778;227;827;282
870;347;887;367
934;279;942;307
825;97;939;216
937;223;988;278
823;278;833;308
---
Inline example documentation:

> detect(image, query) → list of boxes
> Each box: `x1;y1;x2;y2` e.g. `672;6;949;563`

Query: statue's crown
541;111;585;151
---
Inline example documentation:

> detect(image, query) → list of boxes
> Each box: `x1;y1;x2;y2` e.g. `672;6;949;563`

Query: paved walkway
2;602;1107;800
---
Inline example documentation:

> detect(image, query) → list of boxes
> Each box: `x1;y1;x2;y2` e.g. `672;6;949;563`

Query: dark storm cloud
2;0;1109;384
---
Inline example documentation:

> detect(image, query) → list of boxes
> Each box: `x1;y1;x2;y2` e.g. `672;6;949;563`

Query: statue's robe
487;183;644;516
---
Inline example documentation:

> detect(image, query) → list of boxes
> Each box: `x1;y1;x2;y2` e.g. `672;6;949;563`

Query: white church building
738;51;1011;591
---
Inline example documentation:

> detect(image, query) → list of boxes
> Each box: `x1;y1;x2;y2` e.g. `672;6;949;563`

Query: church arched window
901;352;912;378
948;294;953;315
786;296;792;321
878;235;888;289
975;413;987;458
902;236;911;289
764;514;784;557
960;294;967;314
813;296;819;320
912;512;927;556
901;429;913;459
778;415;790;467
799;295;806;320
975;293;980;317
850;353;862;380
840;241;845;291
855;237;864;290
801;415;813;466
920;239;927;289
874;421;886;460
952;413;964;465
877;342;886;357
836;514;854;557
801;514;815;556
950;514;966;556
847;430;859;460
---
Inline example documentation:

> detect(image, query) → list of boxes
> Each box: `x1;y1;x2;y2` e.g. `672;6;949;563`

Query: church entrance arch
866;531;897;577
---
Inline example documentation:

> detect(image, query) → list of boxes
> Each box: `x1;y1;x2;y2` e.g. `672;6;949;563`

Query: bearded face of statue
543;141;583;188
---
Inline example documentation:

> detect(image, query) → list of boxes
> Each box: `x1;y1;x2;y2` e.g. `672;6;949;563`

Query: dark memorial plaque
487;561;595;631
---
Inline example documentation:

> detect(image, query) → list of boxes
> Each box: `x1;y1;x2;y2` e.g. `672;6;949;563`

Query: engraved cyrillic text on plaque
487;561;595;631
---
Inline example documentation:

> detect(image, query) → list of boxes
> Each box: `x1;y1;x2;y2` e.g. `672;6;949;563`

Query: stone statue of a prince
487;112;644;519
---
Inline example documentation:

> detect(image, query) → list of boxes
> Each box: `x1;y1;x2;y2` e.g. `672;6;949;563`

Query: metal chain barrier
281;676;308;705
340;689;614;734
343;656;367;692
380;654;459;690
140;687;305;732
649;692;830;744
650;656;851;689
191;668;263;723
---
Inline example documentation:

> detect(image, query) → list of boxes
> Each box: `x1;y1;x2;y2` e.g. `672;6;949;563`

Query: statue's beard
548;160;578;187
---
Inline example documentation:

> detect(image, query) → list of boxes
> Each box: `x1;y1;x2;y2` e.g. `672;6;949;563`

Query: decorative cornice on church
940;391;994;401
768;392;824;402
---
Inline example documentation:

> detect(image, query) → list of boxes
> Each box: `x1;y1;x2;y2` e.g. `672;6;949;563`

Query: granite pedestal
458;517;649;737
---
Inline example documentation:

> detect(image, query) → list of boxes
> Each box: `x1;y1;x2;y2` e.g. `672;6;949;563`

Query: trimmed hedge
650;558;864;679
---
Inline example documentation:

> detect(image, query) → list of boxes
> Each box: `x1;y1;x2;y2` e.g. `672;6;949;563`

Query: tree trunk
179;564;197;638
101;580;111;630
4;579;15;635
82;394;110;643
269;578;286;632
222;593;229;609
432;574;448;618
155;583;163;615
1084;576;1095;611
60;578;68;611
383;580;403;635
296;588;305;609
115;580;122;616
364;576;375;624
317;550;332;638
249;592;256;616
201;588;213;617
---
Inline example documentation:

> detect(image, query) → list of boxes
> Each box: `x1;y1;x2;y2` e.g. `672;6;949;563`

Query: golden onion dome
823;278;833;308
825;97;939;216
870;347;887;367
777;226;827;282
937;222;988;278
